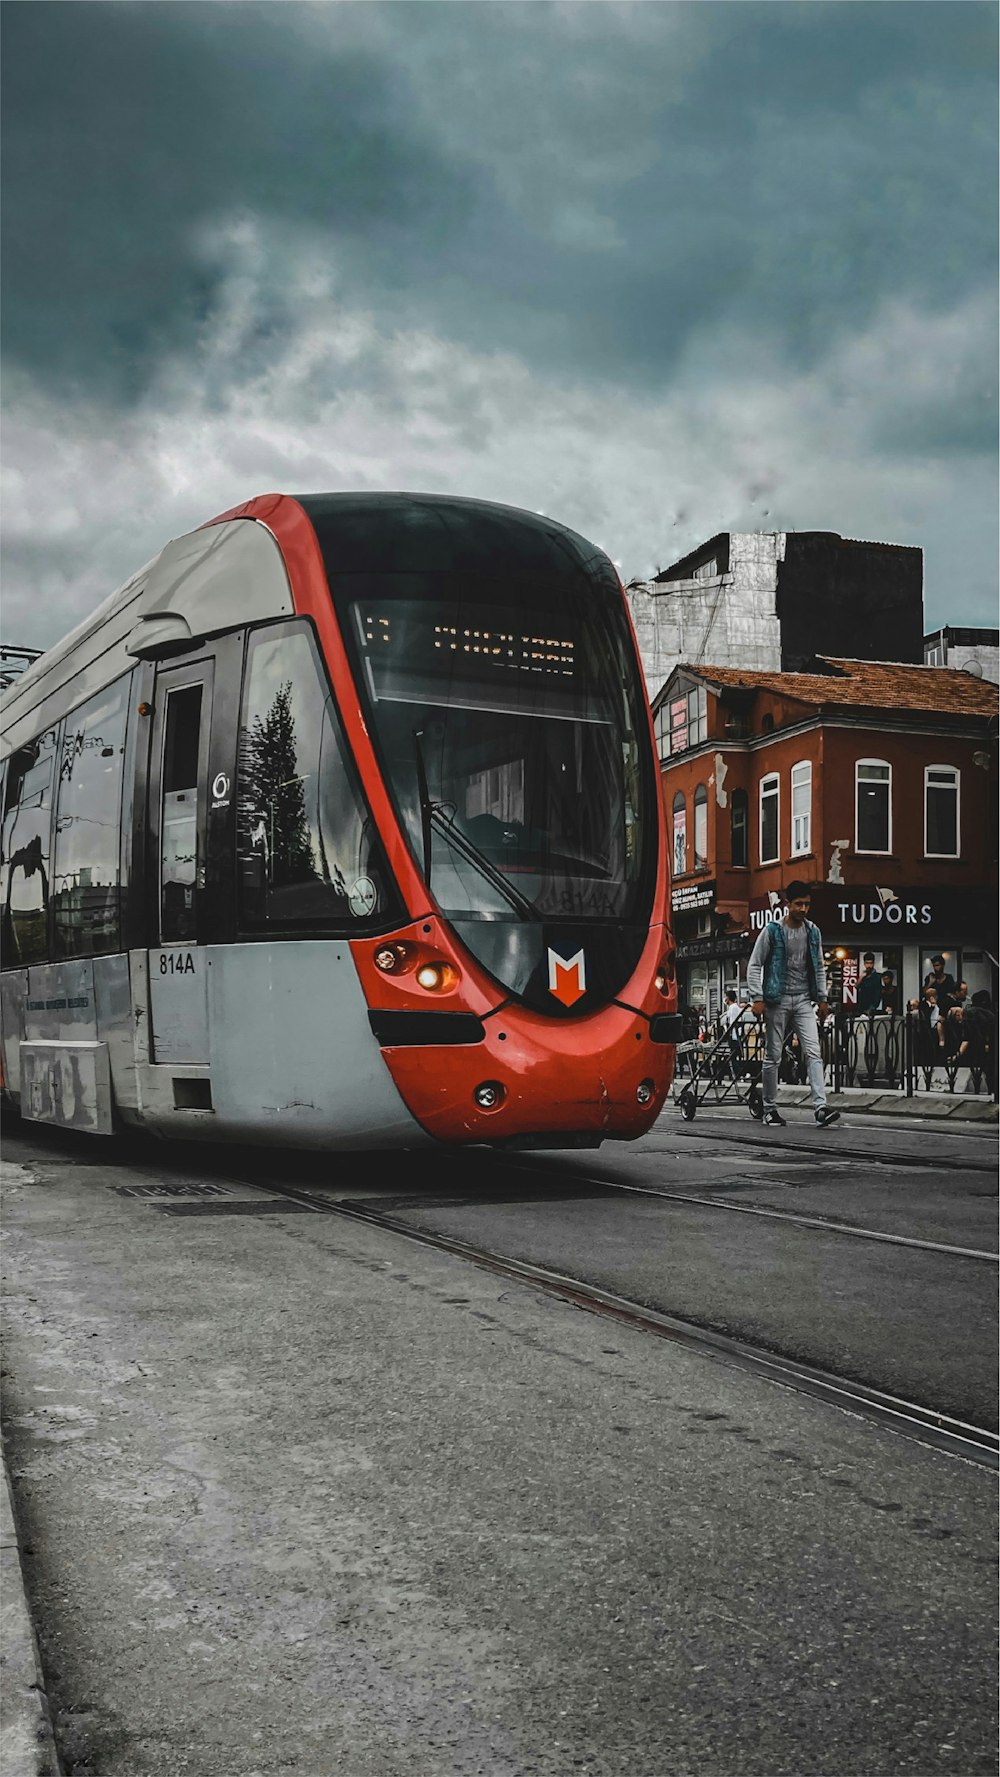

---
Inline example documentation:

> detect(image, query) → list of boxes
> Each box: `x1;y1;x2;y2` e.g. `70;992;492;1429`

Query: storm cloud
2;1;996;647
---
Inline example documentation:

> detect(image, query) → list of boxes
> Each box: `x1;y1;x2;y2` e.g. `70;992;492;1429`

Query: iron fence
677;1010;996;1101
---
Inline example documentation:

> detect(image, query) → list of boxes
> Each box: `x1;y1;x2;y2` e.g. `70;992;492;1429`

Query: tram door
146;658;215;1065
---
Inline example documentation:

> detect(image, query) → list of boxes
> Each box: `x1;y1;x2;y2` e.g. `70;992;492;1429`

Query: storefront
747;885;998;1008
673;878;753;1020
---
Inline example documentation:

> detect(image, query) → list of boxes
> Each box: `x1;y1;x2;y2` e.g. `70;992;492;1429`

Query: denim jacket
747;919;827;1005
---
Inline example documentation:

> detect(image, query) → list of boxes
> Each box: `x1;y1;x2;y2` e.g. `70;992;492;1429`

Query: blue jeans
763;997;826;1110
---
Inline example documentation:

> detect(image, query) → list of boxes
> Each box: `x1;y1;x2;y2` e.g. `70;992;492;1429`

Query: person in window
746;879;839;1128
855;952;882;1015
923;954;957;1009
879;971;899;1015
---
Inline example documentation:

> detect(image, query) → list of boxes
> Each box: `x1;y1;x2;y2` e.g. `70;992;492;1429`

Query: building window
791;760;812;856
664;684;707;756
759;773;779;864
730;789;748;867
925;765;959;857
692;558;718;581
654;703;670;762
53;677;130;958
856;759;891;854
693;784;708;869
688;684;707;746
671;791;687;877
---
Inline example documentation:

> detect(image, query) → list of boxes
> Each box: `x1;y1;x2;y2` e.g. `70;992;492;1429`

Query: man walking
747;880;841;1128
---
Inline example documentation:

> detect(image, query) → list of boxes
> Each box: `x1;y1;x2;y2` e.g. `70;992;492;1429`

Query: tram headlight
375;947;400;972
636;1078;656;1105
415;962;457;992
654;949;676;994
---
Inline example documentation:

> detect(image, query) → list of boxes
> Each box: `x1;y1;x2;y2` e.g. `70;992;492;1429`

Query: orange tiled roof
691;656;999;717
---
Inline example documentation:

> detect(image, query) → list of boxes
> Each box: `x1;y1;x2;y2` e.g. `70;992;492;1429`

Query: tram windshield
339;581;654;926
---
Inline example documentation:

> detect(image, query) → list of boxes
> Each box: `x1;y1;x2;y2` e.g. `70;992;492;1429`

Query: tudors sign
748;885;997;937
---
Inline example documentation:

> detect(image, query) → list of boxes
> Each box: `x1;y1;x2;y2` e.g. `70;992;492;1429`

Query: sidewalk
1;1437;61;1777
773;1085;998;1122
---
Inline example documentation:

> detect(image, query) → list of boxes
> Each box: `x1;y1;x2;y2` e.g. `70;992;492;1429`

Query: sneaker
763;1108;787;1127
815;1107;841;1127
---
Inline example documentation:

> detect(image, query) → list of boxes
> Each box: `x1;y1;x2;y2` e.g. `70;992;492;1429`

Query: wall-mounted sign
672;881;715;913
748;885;996;939
676;933;752;960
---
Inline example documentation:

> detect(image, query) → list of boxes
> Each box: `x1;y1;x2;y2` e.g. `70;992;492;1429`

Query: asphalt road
1;1111;997;1777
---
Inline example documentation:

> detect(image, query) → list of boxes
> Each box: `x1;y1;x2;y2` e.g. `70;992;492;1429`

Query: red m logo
548;947;587;1007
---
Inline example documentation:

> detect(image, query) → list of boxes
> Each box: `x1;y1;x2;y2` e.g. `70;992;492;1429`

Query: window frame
52;673;131;960
924;764;960;859
855;758;892;856
693;782;708;870
730;788;748;868
671;789;687;878
759;772;780;865
790;759;812;858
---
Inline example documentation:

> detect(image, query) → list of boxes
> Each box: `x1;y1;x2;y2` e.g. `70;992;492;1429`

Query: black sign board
672;880;715;913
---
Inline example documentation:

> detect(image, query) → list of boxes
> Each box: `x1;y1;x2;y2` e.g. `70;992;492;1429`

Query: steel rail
663;1124;998;1175
229;1174;1000;1471
502;1164;999;1262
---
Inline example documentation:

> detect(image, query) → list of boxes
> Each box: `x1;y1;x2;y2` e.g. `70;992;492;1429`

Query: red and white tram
0;493;680;1149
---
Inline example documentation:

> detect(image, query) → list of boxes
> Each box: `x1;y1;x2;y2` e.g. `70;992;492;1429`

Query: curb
1;1436;62;1777
775;1088;999;1122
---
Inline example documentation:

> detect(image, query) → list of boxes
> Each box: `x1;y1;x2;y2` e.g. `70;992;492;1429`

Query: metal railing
677;1010;997;1101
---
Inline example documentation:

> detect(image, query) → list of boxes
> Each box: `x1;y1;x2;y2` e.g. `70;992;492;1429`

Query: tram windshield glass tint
344;587;653;924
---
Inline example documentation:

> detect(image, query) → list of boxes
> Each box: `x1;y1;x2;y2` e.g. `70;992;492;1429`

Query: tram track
661;1121;999;1175
214;1170;1000;1471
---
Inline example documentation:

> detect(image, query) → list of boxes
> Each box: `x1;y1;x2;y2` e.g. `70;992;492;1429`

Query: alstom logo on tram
0;493;680;1150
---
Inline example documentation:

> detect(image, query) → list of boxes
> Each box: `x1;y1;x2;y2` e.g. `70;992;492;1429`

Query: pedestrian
923;954;957;1010
856;951;882;1015
879;970;899;1015
746;879;840;1128
963;990;996;1094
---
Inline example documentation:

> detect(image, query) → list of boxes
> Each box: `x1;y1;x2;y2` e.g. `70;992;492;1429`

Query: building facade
924;627;999;685
654;656;998;1020
627;530;924;702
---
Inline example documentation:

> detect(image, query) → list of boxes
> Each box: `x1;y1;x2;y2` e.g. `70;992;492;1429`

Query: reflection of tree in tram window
242;680;317;888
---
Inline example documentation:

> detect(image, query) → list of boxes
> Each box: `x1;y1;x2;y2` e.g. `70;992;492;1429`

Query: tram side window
236;623;396;929
53;677;130;958
1;727;58;965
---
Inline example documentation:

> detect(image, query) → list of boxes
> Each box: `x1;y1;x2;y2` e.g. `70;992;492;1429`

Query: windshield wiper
412;729;540;922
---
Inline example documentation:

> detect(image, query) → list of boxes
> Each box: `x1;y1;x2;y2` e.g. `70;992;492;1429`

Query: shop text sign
745;883;995;936
749;895;932;933
671;881;715;913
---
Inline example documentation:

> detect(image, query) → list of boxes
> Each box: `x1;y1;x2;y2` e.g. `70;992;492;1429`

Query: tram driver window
236;623;393;930
1;728;58;965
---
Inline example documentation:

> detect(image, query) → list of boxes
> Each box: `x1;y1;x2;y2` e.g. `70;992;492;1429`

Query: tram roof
0;493;614;757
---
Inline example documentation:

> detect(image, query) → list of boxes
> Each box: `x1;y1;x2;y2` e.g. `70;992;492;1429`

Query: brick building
653;657;998;1020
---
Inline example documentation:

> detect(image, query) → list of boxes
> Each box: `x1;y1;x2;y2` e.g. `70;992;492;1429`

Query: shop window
924;765;959;858
236;622;398;930
730;789;748;867
791;760;812;856
693;783;708;869
1;726;58;965
856;759;891;854
759;773;779;864
53;677;130;957
671;791;687;878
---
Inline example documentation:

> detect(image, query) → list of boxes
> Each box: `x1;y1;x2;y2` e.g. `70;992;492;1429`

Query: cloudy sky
2;1;996;651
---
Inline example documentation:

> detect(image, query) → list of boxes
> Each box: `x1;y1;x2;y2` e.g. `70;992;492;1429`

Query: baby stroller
673;1015;764;1122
